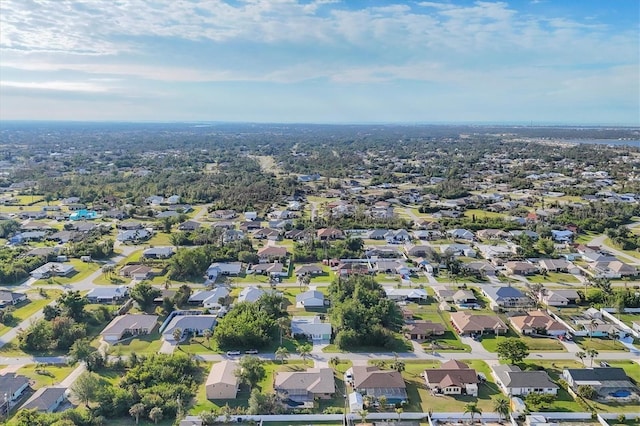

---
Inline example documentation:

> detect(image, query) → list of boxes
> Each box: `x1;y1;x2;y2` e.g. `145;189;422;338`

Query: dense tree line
0;247;48;284
168;239;255;280
328;275;404;350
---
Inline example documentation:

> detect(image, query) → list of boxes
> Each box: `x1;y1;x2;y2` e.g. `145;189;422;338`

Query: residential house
482;286;533;310
452;290;478;308
0;291;27;308
257;246;288;262
101;314;158;343
275;368;335;403
163;314;217;343
384;287;428;302
405;244;435;258
423;360;479;396
291;316;332;342
120;264;153;280
116;228;151;242
504;261;538;276
189;288;230;309
86;286;129;304
551;230;573;243
441;243;476;258
509;311;569;336
237;286;265;303
404;321;445;342
30;262;76;279
449;311;508;336
295;264;323;277
538;259;579;274
20;387;67;413
447;229;475;241
476;244;515;266
462;261;497;277
492;365;558;396
118;221;144;230
142;246;175;259
296;289;325;309
206;361;239;399
538;289;580;307
317;228;344;240
205;262;243;281
562;368;637;397
210;209;237;220
249;262;287;278
0;373;30;416
253;228;282;240
432;286;456;303
589;260;638;278
345;366;407;402
178;220;201;231
476;229;509;241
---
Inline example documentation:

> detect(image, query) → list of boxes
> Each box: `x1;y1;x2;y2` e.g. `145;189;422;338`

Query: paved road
589;233;640;265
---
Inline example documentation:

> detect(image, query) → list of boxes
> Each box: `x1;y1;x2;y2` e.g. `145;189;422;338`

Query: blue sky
0;0;638;124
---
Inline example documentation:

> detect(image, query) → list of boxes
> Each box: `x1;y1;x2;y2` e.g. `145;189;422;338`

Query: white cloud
0;80;112;93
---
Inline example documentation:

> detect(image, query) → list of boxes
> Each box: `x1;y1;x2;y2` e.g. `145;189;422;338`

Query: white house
296;289;325;308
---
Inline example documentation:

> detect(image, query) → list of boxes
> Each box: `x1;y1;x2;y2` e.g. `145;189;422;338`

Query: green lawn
18;363;76;388
574;336;628;352
480;330;566;352
464;209;508;219
147;232;174;246
39;259;100;285
526;272;580;284
0;290;61;336
605;237;640;260
190;360;306;414
407;304;471;352
399;359;503;413
108;331;165;356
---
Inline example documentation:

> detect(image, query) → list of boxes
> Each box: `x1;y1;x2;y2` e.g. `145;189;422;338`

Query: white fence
600;309;640;339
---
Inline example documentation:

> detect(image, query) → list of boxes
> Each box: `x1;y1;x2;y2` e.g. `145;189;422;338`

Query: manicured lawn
39;259;100;285
605;237;640;260
480;330;566;352
574;336;628;352
574;231;600;244
108;331;165;356
0;290;61;336
190;360;305;414
399;360;502;413
147;232;174;246
464;209;507;219
323;337;413;354
18;363;76;388
527;272;580;284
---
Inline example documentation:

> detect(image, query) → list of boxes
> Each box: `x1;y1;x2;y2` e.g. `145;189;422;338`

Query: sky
0;0;638;124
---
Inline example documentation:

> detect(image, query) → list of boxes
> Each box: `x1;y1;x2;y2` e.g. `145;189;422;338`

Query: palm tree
589;319;598;340
276;316;290;345
203;329;212;348
129;403;145;425
149;406;163;424
329;356;340;367
172;327;183;343
275;346;290;364
464;402;482;423
587;349;599;367
358;409;369;424
576;351;587;365
395;407;403;423
297;343;312;365
493;397;510;422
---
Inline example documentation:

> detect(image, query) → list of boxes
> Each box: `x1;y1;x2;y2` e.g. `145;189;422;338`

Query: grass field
0;290;61;336
574;336;629;352
605;237;640;260
398;359;503;413
108;330;165;356
18;363;76;388
480;330;566;352
38;259;100;285
526;271;580;284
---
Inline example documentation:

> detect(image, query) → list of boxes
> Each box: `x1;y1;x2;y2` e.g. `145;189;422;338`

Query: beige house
449;311;508;336
423;360;479;396
206;361;239;399
509;311;569;337
274;367;335;403
101;314;158;343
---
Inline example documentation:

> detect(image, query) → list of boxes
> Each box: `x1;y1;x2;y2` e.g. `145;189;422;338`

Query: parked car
245;349;259;354
226;350;241;356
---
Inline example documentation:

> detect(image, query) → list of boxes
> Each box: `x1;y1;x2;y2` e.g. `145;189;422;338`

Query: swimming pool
609;390;631;398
